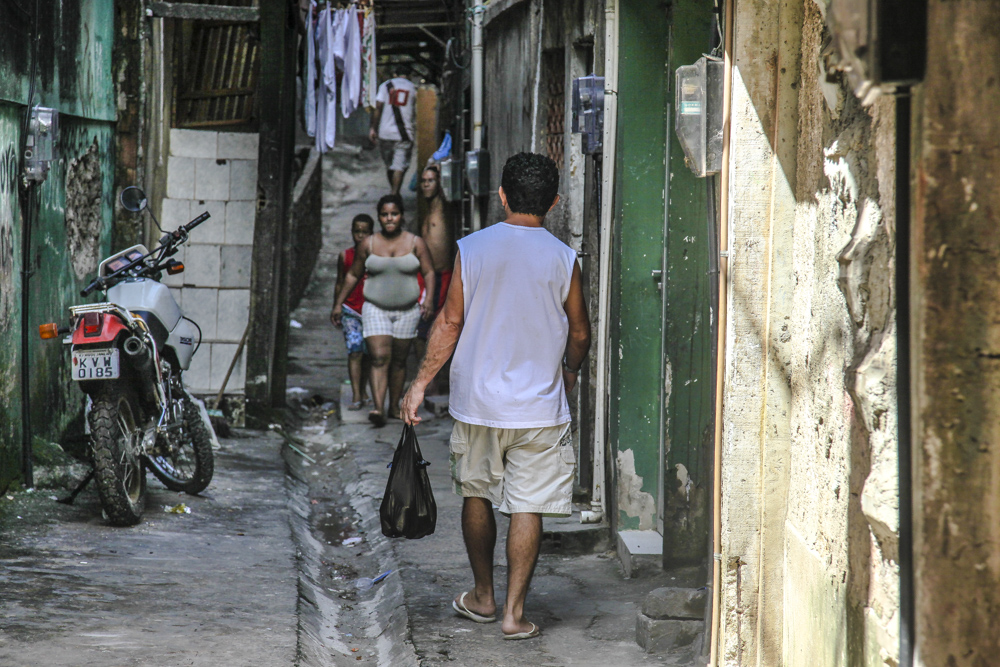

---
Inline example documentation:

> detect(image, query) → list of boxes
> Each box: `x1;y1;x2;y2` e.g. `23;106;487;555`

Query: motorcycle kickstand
56;468;95;505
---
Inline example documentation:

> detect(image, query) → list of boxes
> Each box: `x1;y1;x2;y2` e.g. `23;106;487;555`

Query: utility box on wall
465;149;490;197
675;57;723;178
828;0;927;101
440;157;463;202
571;74;605;155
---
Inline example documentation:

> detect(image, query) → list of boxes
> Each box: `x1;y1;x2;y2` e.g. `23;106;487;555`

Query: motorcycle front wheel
147;397;214;495
90;388;147;526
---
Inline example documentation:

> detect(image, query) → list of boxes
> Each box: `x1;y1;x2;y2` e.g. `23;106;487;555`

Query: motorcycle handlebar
80;277;104;297
184;211;210;232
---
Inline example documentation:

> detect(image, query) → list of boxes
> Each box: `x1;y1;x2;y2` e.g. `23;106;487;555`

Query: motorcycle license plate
72;349;121;381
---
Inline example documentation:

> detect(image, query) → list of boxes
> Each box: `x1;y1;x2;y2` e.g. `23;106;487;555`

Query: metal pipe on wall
583;0;620;525
470;0;483;231
708;0;734;663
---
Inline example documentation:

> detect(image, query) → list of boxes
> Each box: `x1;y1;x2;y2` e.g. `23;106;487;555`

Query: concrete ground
0;431;299;667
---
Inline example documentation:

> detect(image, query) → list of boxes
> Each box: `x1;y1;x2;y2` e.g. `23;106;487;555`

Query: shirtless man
414;165;453;393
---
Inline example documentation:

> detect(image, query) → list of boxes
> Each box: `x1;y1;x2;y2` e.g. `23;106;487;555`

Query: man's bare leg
502;512;542;635
390;169;405;195
455;497;497;617
387;336;412;418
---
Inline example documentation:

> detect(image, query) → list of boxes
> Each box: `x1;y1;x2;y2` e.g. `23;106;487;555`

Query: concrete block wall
162;129;258;395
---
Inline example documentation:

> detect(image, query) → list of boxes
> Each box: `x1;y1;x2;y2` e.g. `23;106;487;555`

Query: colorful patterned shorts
342;312;367;354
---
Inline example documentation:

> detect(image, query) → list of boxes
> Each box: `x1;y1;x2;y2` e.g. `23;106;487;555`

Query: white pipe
586;0;620;524
470;0;484;231
708;0;734;663
529;0;544;154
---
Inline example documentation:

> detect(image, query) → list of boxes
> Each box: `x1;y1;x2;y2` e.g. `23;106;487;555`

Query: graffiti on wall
65;138;103;280
0;142;18;328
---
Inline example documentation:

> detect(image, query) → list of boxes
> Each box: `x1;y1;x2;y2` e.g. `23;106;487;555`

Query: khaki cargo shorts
449;420;575;516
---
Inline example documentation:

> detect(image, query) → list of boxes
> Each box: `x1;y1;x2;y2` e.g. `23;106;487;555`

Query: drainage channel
283;421;418;667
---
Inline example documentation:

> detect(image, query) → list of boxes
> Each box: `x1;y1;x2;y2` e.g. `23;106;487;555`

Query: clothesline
304;1;377;154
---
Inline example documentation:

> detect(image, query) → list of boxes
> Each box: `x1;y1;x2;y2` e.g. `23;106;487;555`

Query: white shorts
379;139;413;173
449;421;575;516
362;301;421;339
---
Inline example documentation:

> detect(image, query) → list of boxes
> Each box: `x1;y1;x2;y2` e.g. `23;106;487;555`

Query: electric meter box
25;106;59;183
675;57;723;178
439;157;463;202
465;149;490;197
571;74;605;155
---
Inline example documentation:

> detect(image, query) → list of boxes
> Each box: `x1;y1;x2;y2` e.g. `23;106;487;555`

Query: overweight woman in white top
332;194;435;427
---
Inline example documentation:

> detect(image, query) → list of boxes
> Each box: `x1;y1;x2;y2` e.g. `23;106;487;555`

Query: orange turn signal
166;262;185;275
39;323;59;340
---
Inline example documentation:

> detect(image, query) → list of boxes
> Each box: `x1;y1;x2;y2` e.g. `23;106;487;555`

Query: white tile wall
220;246;253;288
229;160;258;200
225;200;256;244
218;132;259;160
170;129;218;158
191;200;227;244
194;159;231;200
161;129;261;395
184;244;221;287
216;289;250;339
161;198;192;228
166;157;195;199
180;288;218;339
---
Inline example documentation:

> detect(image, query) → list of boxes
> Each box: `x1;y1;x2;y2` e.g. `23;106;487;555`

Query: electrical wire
183;317;204;356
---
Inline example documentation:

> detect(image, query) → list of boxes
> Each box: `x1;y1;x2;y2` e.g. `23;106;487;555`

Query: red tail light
82;313;103;337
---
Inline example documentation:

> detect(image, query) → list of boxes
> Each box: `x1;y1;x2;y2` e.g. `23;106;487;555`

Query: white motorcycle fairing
106;278;199;371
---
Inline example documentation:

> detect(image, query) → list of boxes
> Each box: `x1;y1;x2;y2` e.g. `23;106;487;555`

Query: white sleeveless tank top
449;222;577;428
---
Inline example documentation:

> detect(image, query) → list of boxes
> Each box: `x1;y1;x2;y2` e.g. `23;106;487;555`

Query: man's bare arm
562;262;591;392
401;251;464;423
369;102;383;142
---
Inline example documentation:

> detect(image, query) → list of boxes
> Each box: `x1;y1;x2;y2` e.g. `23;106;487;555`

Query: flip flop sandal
368;411;387;428
347;401;364;411
452;592;496;623
503;622;540;640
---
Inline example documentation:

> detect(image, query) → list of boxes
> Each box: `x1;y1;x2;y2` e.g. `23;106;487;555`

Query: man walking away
401;153;591;640
369;73;417;194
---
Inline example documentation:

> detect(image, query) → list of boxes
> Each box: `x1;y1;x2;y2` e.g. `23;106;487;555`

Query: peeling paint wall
0;1;116;489
720;0;898;664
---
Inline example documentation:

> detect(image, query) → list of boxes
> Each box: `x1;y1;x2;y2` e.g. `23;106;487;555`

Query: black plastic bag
380;424;437;539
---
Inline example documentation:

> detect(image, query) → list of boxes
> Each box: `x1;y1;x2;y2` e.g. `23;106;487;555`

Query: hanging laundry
340;7;362;118
360;9;377;110
304;1;317;138
314;7;339;153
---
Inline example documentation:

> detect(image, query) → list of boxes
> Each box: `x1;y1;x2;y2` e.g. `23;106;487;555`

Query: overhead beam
148;2;260;22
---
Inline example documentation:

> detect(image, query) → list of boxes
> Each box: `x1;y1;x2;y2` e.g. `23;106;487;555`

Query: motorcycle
39;186;215;526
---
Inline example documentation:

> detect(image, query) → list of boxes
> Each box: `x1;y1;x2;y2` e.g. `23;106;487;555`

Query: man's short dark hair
377;193;404;215
501;152;559;217
352;213;375;231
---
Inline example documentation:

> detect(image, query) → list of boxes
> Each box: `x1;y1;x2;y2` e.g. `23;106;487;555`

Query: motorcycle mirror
120;186;148;213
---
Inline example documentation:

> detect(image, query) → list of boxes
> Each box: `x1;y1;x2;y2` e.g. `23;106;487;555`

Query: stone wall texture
720;1;898;664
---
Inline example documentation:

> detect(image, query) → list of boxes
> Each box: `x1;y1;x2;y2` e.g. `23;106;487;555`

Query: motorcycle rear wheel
148;398;214;495
90;388;147;526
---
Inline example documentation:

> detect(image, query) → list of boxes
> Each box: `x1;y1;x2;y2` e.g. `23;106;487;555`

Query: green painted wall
610;0;714;559
0;1;116;491
610;0;670;531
